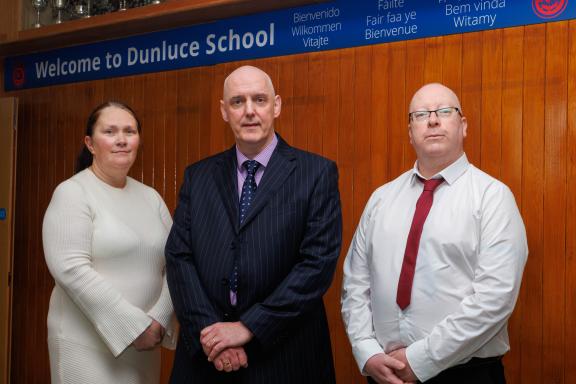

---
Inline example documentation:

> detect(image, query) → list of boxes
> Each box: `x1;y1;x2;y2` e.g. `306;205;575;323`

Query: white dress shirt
341;154;528;381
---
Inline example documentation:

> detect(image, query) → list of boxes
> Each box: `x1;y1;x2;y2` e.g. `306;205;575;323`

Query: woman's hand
133;319;165;351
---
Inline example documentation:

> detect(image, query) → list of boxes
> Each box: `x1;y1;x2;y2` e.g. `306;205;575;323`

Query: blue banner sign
4;0;574;90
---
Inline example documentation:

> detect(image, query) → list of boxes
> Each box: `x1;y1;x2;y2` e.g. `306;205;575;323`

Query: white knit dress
42;169;176;384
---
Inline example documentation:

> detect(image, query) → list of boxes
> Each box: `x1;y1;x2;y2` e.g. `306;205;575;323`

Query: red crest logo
533;0;568;19
12;63;25;88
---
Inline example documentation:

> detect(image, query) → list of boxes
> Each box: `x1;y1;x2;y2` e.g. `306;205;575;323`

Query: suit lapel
239;137;296;230
213;147;240;233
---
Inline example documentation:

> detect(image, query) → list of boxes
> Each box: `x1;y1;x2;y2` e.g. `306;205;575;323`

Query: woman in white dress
42;101;176;384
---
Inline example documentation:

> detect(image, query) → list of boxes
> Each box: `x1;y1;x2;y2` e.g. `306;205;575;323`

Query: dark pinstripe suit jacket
165;136;342;384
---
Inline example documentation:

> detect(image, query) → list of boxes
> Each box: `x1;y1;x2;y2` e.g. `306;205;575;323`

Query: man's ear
273;95;282;118
220;100;229;122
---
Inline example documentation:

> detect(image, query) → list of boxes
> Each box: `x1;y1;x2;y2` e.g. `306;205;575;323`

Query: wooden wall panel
566;20;576;384
336;48;360;383
388;41;408;180
307;52;325;155
404;39;424;171
442;34;462;94
500;26;524;383
423;36;443;84
543;20;568;384
461;31;483;166
371;43;390;189
8;20;576;384
0;0;19;42
0;97;17;384
481;29;503;179
353;46;373;225
520;23;546;384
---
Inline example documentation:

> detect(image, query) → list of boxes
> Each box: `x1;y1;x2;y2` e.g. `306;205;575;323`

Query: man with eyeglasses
341;83;528;384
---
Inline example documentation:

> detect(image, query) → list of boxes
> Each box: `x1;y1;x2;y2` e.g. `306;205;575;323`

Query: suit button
223;313;230;319
229;242;236;249
221;278;229;286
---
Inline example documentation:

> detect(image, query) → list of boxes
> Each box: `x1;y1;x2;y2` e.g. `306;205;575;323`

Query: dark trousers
368;357;505;384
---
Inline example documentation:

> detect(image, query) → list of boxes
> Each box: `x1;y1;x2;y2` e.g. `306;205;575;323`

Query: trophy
73;0;91;18
31;0;48;28
118;0;127;11
51;0;68;24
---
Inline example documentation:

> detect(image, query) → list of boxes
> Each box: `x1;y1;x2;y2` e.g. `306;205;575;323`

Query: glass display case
1;0;321;58
22;0;164;30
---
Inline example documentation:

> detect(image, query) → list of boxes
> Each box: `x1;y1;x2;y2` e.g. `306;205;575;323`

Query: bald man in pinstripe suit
165;66;342;383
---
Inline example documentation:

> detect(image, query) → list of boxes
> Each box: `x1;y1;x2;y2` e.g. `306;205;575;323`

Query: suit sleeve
165;169;220;355
240;160;342;349
42;180;152;357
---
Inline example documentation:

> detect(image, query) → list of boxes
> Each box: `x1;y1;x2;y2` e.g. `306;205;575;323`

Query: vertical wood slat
520;23;546;384
542;20;568;384
371;42;390;189
442;34;463;96
8;21;574;384
0;97;17;384
565;19;576;384
388;41;407;179
480;29;503;179
461;31;483;167
336;47;360;383
320;47;350;382
403;39;424;171
500;26;524;384
276;55;295;144
353;46;373;223
293;54;310;151
33;88;50;383
307;52;325;156
423;36;444;84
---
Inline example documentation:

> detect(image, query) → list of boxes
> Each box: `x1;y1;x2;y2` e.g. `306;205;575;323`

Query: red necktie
396;177;444;310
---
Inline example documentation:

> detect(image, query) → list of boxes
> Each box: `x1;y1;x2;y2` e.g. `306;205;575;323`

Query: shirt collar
410;153;470;186
236;134;278;171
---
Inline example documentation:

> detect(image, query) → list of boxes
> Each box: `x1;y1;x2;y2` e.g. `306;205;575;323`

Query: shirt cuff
353;338;385;375
405;339;442;382
147;304;172;330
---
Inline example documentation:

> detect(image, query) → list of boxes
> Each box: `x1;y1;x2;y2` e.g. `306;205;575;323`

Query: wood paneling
566;20;576;384
0;98;17;384
500;26;524;383
520;23;545;384
543;20;568;384
8;21;576;384
0;0;20;43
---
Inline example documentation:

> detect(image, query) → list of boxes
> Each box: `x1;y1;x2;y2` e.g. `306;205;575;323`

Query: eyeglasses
409;107;461;122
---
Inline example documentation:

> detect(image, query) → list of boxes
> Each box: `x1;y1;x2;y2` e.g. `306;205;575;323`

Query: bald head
407;82;467;177
220;65;281;158
223;65;276;100
409;83;462;114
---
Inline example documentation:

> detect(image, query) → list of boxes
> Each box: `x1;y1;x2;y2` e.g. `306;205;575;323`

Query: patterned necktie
396;177;444;310
239;160;260;224
230;160;260;306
